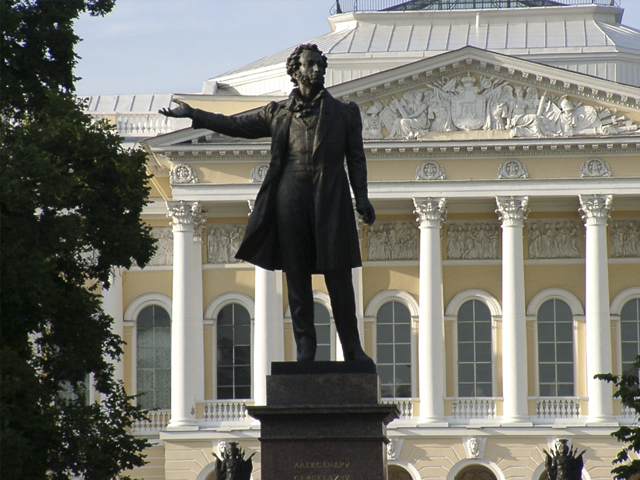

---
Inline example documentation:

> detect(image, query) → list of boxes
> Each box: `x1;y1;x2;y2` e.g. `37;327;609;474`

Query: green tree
1;1;156;478
596;357;640;480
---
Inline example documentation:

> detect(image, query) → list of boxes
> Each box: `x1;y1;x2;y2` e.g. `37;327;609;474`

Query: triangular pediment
145;46;640;170
332;46;640;141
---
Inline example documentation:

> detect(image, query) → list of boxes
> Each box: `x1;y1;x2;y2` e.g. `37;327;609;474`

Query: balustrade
382;398;415;420
201;400;249;423
451;398;497;419
131;409;170;434
535;398;581;418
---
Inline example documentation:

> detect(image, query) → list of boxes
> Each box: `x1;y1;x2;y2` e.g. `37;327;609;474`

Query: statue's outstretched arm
159;99;194;119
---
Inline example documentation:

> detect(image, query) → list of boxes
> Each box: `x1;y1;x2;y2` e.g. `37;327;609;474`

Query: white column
496;196;530;424
102;268;124;384
167;201;203;430
413;197;447;424
249;200;283;405
193;214;206;404
579;194;614;422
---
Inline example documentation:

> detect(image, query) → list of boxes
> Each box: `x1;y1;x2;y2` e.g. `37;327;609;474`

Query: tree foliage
596;357;640;480
1;1;156;478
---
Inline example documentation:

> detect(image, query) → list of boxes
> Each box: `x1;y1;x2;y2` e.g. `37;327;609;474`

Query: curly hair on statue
286;43;328;85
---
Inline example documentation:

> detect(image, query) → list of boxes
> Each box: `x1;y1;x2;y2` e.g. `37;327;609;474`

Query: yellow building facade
89;1;640;479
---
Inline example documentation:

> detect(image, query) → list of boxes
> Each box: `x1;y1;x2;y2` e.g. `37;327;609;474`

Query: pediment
144;46;640;176
333;46;640;142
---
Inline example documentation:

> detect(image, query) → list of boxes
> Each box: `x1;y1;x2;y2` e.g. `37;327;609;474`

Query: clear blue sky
73;0;640;96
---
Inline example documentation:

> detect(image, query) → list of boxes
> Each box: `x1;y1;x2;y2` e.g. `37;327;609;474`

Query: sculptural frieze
527;221;581;259
207;225;246;264
610;219;640;258
367;221;418;261
148;227;173;266
359;72;639;140
446;222;499;260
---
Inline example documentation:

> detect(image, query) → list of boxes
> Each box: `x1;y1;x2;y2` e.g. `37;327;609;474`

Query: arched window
457;299;492;397
217;303;251;400
136;305;171;410
314;302;333;361
377;301;412;398
538;299;574;396
621;298;640;375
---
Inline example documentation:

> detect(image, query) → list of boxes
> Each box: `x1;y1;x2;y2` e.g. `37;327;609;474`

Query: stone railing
131;409;170;434
91;113;190;137
535;397;580;418
451;398;497;419
382;398;415;420
201;400;249;423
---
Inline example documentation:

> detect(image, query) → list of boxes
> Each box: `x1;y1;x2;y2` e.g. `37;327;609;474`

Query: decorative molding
446;221;499;260
495;196;529;226
416;161;445;180
148;227;173;266
526;288;584;316
166;201;205;233
610;219;640;258
206;225;246;264
580;157;611;178
413;197;447;227
367;221;418;261
464;437;486;459
170;163;198;184
527;220;580;259
498;158;528;179
579;194;612;226
250;162;270;183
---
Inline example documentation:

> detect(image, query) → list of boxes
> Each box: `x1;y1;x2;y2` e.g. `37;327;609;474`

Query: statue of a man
544;438;585;480
213;442;254;480
160;44;375;363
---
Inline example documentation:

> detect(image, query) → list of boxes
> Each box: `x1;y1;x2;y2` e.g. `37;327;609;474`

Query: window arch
206;293;255;401
457;300;493;397
537;299;574;397
136;305;171;410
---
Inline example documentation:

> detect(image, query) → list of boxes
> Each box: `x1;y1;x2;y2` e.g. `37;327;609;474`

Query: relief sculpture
367;222;418;261
610;219;640;258
446;222;499;260
527;221;581;259
360;72;639;140
148;227;173;266
207;225;246;264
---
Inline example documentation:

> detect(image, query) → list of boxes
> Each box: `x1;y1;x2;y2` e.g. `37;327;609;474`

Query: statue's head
286;44;328;87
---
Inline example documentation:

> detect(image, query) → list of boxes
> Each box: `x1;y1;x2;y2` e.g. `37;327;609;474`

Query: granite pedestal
247;361;399;480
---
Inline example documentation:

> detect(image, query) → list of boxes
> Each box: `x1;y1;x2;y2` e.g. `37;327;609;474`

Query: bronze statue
544;438;585;480
214;442;254;480
160;44;375;363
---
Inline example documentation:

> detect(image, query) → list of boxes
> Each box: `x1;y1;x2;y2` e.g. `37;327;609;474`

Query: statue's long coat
191;91;369;272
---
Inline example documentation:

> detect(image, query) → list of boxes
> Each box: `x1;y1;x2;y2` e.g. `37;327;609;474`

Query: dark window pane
458;301;473;322
395;384;411;398
394;302;411;323
538;300;555;322
474;301;491;321
557;383;574;396
555;322;573;342
458;344;474;362
557;364;574;383
458;384;474;397
234;305;251;325
218;346;233;365
621;321;639;341
539;364;556;383
476;383;492;397
234;366;251;386
377;345;394;364
217;367;233;386
154;307;171;327
138;306;153;328
458;322;474;342
380;385;394;398
218;304;234;325
314;304;330;324
395;364;411;384
538;323;555;342
377;302;393;323
218;387;234;400
235;326;251;345
316;324;331;344
622;343;640;364
395;344;411;364
235;346;251;365
217;326;233;345
316;344;331;361
377;324;393;343
475;342;491;362
556;343;573;362
459;364;474;383
378;365;394;385
539;384;556;397
538;343;555;362
476;363;492;383
394;323;410;344
475;321;491;342
555;301;572;322
235;386;251;399
622;300;639;321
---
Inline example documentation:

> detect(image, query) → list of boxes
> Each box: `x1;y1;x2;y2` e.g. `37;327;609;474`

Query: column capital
413;197;446;227
495;196;529;226
579;194;612;226
167;201;205;233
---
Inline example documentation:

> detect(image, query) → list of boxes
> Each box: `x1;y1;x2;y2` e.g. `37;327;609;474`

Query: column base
417;417;449;428
166;421;199;431
500;417;533;427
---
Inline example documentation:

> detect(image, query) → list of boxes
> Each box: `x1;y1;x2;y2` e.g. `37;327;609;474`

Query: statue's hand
356;198;375;225
159;99;194;118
